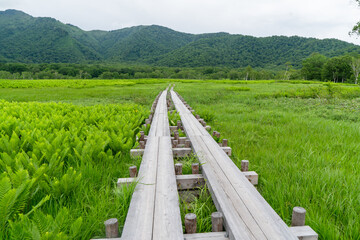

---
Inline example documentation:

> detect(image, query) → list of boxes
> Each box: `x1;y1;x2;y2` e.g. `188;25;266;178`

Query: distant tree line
0;55;359;83
301;53;360;83
0;63;283;80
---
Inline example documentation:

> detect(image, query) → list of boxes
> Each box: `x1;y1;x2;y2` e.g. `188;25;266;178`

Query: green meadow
0;79;359;239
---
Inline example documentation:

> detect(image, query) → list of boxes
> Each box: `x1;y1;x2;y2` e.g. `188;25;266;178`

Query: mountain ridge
0;9;359;68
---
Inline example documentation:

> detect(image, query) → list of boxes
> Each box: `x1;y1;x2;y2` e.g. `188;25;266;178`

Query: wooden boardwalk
121;89;183;240
97;88;317;240
170;90;298;240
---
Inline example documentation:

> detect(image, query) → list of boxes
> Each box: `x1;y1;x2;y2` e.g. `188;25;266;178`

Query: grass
175;155;217;233
175;81;360;240
0;80;166;239
0;80;168;105
1;79;360;239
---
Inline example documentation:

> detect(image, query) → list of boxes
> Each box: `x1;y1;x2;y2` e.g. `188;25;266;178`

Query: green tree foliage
322;56;352;83
301;53;328;80
350;57;360;84
351;0;360;35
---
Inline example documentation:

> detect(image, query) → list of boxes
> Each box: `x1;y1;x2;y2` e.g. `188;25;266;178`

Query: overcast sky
1;0;360;44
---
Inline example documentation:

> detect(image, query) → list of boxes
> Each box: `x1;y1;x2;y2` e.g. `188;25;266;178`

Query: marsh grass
2;79;360;239
177;155;216;233
176;81;360;240
179;186;217;233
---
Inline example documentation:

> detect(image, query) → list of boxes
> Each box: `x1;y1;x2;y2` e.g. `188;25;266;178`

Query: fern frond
11;179;32;216
0;189;17;231
0;175;11;202
32;210;53;235
25;195;50;217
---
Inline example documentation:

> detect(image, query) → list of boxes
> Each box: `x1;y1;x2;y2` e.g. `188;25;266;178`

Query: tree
244;65;253;80
283;62;292;80
350;57;360;84
322;56;352;83
301;53;327;80
351;0;360;35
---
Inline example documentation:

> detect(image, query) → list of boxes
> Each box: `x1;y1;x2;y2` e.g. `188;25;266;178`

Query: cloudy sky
1;0;360;44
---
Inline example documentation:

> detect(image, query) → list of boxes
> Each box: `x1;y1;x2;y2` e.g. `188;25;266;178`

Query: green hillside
0;10;101;63
1;9;360;68
154;35;360;68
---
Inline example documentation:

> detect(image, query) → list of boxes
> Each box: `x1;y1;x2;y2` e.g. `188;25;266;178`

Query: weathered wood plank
171;90;298;240
122;90;183;240
117;178;136;187
289;226;318;240
121;136;159;240
243;171;258;186
173;148;192;157
130;149;144;157
183;232;229;240
153;136;183;239
195;135;264;239
176;174;205;190
119;174;206;190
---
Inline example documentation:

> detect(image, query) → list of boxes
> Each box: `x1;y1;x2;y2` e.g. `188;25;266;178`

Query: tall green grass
176;81;360;240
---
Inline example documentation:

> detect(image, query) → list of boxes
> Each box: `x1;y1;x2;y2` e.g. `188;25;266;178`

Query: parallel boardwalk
170;90;298;240
121;90;183;240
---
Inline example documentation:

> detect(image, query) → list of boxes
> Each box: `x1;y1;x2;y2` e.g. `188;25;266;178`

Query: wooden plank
171;90;298;240
122;89;183;240
221;147;232;156
176;174;205;190
153;136;183;240
243;171;258;186
130;149;144;157
118;174;205;190
117;178;136;187
194;135;265;239
200;136;295;238
289;226;318;240
121;136;159;240
173;148;192;157
171;92;253;239
184;232;229;240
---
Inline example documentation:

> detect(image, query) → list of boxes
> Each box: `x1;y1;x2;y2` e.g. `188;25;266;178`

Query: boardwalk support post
292;207;306;226
139;141;145;149
175;163;183;175
211;212;224;232
174;130;179;141
104;218;119;238
172;139;178;148
139;131;145;141
129;166;137;177
185;213;197;234
185;139;191;148
177;120;182;130
191;163;199;174
241;160;249;172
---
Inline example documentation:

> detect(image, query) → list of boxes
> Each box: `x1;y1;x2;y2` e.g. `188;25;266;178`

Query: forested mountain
1;9;360;68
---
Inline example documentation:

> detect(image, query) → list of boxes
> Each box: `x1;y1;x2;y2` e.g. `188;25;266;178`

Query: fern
0;189;17;235
0;175;11;203
32;210;53;236
69;217;83;239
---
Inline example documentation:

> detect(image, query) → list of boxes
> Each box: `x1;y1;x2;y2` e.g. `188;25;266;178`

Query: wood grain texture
122;90;183;240
170;90;298;240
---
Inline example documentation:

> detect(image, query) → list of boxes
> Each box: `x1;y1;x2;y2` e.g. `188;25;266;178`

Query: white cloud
0;0;359;44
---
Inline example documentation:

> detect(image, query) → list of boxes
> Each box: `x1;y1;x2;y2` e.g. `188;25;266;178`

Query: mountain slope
153;35;360;68
0;9;360;68
0;10;102;63
90;25;196;62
